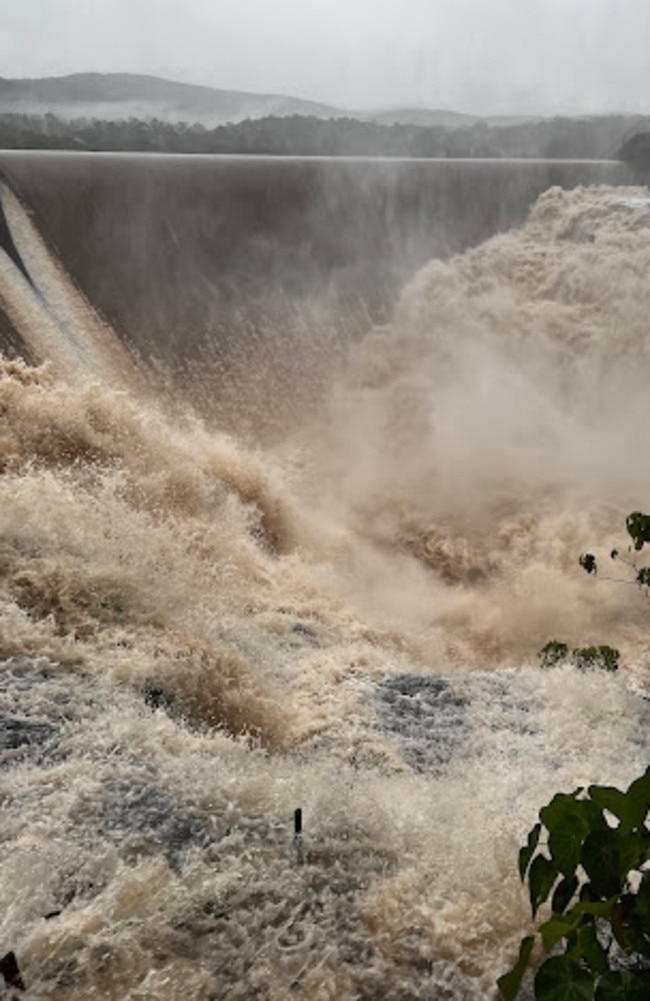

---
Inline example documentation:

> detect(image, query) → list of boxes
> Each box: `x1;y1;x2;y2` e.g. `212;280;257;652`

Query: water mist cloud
1;0;650;114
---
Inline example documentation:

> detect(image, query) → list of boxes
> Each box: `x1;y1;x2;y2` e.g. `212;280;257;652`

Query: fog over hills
0;73;345;126
3;72;647;163
0;71;513;128
371;108;480;128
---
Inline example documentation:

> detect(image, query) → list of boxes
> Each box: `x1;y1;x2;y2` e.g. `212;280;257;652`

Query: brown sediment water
0;154;648;1000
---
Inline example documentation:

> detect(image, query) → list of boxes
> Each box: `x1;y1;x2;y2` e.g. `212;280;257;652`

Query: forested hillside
0;110;646;159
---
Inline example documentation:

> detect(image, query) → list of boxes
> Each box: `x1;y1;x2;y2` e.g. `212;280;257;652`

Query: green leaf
540;915;575;952
626;512;650;551
497;935;535;1001
534;956;595;1001
568;899;615;923
590;772;650;835
529;854;559;917
519;823;542;881
588;786;630;826
594;970;650;1001
581;828;640;900
549;821;592;878
622;767;650;833
579;553;598;575
553;874;580;914
541;794;605;878
572;924;609;976
540;792;602;837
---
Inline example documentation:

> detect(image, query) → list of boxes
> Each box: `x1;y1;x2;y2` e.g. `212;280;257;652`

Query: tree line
0;110;647;160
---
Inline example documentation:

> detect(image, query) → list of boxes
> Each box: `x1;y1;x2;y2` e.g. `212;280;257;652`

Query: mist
1;6;650;992
2;0;650;115
1;156;648;667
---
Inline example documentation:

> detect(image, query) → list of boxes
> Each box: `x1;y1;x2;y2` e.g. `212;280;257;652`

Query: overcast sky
2;0;649;115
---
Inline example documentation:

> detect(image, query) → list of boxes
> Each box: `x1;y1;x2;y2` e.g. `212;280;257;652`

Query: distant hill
0;72;519;131
368;108;546;129
0;72;345;126
0;74;645;162
370;107;480;128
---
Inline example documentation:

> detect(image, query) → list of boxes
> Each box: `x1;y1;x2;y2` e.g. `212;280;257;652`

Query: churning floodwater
0;153;649;1000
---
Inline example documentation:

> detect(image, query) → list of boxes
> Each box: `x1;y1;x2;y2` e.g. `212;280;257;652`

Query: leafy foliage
572;647;620;672
538;641;570;668
580;512;650;596
498;771;650;1000
580;553;598;576
625;513;650;552
500;512;650;1000
538;642;620;672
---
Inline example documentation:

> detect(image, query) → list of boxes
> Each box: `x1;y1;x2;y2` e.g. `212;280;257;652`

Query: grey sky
2;0;650;115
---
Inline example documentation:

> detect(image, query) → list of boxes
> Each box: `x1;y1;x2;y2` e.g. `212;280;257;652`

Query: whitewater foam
0;180;649;999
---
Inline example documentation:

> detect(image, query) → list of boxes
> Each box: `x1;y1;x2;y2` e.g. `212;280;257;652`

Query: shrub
499;513;650;1000
538;642;620;672
498;770;650;1000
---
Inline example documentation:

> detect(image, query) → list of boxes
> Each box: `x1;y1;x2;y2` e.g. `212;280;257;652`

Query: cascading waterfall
0;158;648;1000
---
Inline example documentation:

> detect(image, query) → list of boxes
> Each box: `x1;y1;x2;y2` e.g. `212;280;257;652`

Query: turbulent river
0;153;649;1000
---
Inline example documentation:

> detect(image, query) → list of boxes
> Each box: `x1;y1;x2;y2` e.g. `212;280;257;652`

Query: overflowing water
0;156;649;1000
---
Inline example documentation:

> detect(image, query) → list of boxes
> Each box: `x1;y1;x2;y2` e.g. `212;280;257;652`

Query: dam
0;153;648;1001
0;153;633;430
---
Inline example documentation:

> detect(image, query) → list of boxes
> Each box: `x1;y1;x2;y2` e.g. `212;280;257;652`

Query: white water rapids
0;179;649;1000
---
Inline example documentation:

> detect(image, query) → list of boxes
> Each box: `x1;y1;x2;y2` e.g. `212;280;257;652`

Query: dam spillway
0;155;649;1000
0;153;633;429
